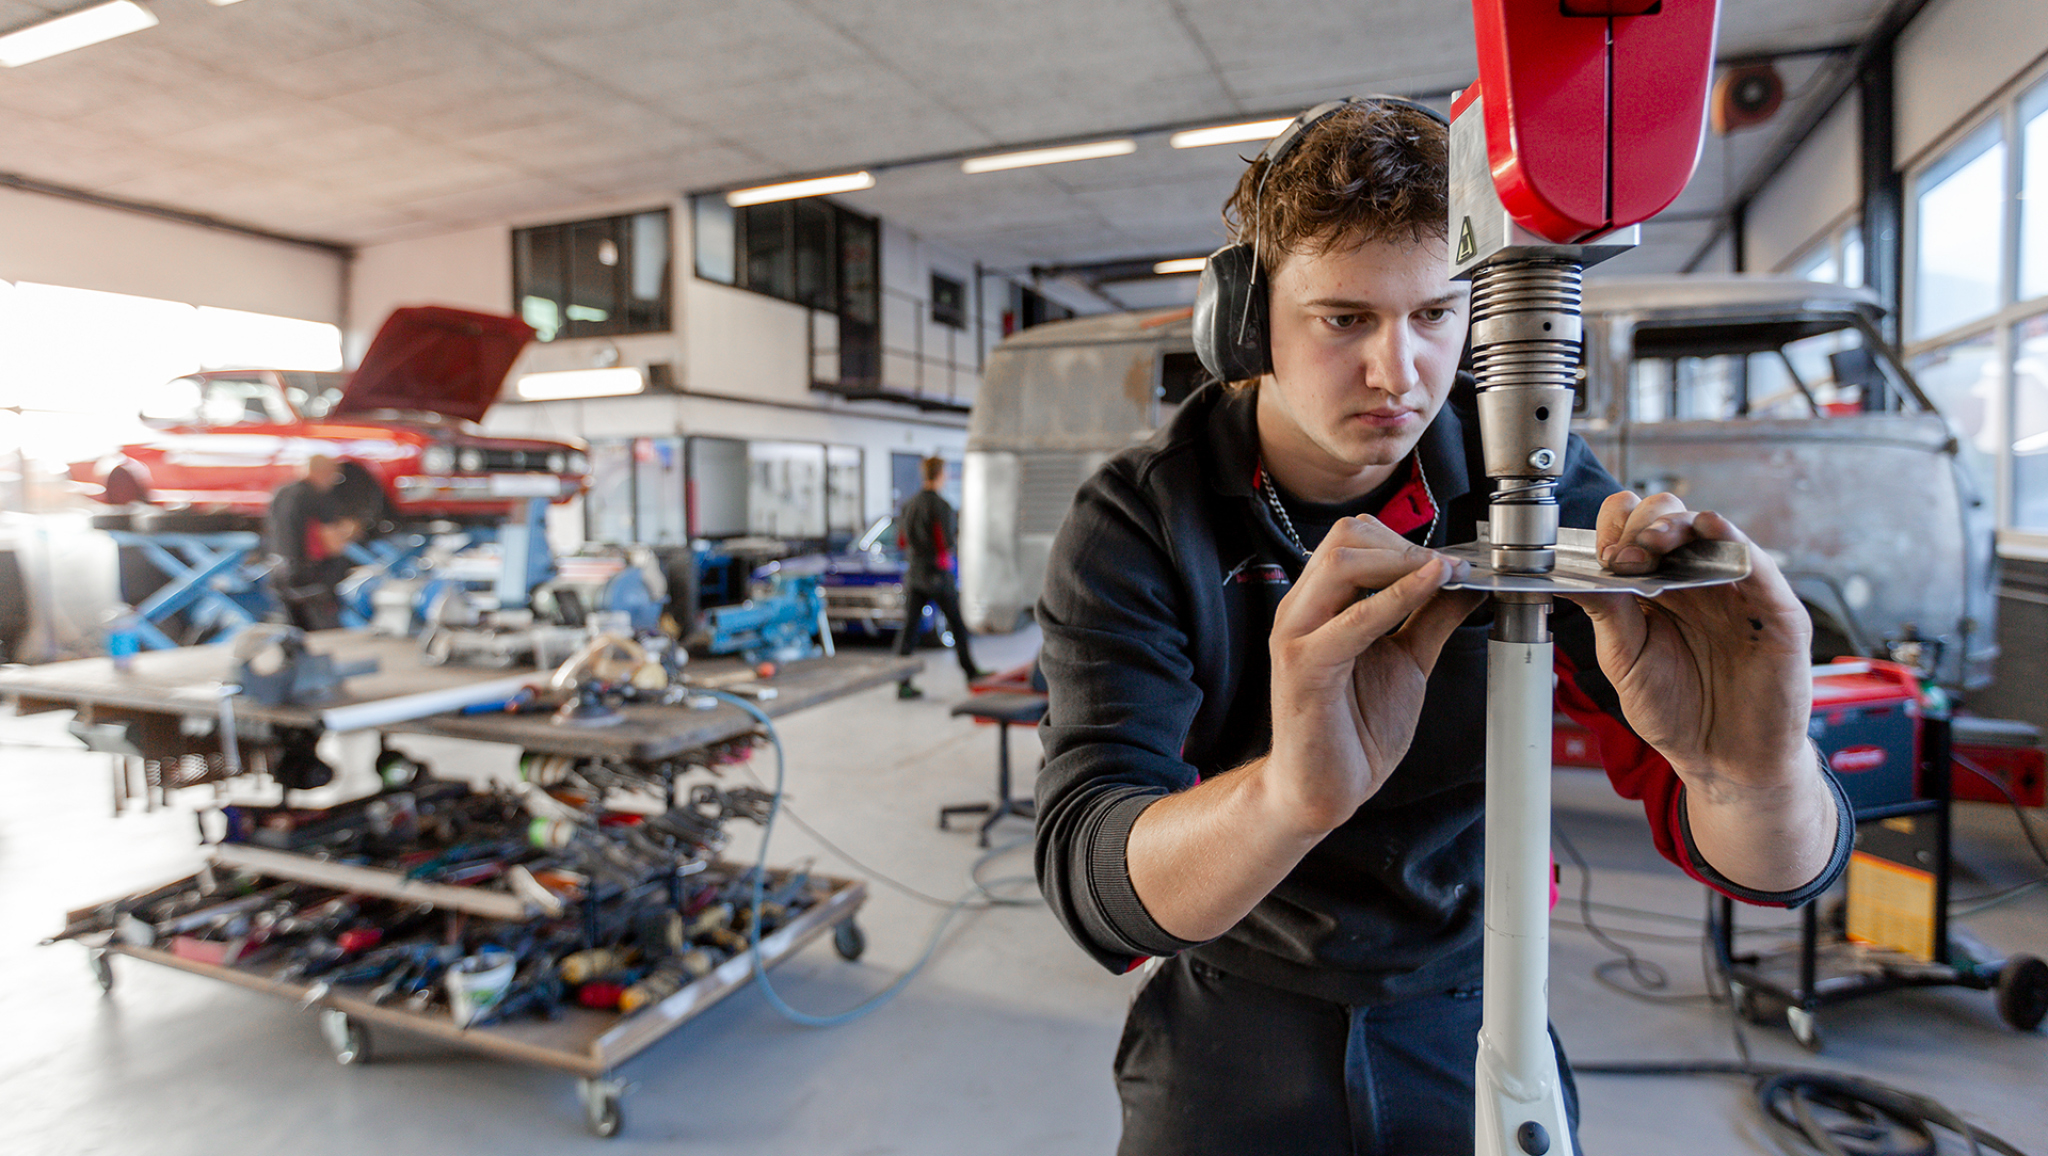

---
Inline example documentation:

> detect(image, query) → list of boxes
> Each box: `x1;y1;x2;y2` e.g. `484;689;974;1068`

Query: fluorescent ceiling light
725;172;874;207
206;1;250;6
1169;118;1294;149
1152;258;1209;276
961;139;1136;174
0;1;158;68
515;367;644;402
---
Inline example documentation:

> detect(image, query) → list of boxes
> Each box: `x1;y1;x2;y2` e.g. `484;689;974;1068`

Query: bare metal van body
962;277;1996;690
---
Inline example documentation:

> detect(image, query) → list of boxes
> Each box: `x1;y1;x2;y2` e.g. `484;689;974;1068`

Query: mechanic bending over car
1031;97;1854;1155
266;454;363;632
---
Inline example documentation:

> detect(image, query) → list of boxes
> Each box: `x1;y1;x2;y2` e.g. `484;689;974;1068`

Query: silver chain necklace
1257;457;1439;560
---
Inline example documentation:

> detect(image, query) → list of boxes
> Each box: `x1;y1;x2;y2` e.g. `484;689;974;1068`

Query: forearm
1677;744;1840;894
1125;755;1328;942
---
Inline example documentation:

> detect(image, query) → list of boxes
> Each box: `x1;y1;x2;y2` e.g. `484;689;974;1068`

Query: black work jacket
898;489;958;590
1033;380;1850;1005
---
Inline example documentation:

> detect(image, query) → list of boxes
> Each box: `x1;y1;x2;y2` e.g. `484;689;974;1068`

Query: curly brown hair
1222;101;1449;272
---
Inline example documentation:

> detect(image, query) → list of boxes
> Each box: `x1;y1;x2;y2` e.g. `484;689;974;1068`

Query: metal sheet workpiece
1440;526;1751;597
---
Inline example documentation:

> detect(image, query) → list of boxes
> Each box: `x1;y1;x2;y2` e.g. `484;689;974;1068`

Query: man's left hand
1564;491;1814;801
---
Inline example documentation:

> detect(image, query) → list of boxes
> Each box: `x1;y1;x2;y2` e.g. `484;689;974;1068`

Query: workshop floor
3;629;2045;1155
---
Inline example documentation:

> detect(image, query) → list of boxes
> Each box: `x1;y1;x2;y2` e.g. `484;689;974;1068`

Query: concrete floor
2;627;2045;1154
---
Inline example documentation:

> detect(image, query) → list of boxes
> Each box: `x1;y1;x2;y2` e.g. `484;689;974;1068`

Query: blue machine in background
703;573;829;668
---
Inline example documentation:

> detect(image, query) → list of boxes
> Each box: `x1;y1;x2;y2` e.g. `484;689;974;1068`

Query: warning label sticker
1456;217;1477;265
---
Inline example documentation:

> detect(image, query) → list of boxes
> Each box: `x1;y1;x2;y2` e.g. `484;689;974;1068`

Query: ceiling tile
0;0;1895;272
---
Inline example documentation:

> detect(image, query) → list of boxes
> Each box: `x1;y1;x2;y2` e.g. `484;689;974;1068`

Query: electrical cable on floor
1552;824;1690;1003
1556;817;2035;1156
730;766;1039;911
707;689;1035;1028
1949;755;2048;874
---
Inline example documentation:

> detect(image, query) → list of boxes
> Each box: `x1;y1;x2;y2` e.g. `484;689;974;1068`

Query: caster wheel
1733;981;1784;1026
88;949;114;994
833;920;866;961
318;1008;369;1065
1786;1005;1823;1053
578;1077;626;1139
1994;954;2048;1032
375;749;423;790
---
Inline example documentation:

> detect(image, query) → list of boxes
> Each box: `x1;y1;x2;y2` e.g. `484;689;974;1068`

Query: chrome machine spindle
1468;259;1583;578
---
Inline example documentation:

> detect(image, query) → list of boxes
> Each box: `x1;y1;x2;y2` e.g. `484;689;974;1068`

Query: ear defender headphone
1191;95;1452;384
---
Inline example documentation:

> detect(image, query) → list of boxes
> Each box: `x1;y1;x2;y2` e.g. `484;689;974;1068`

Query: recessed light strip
1168;118;1295;149
725;171;875;207
961;139;1137;174
1152;258;1210;275
0;1;158;68
515;367;645;402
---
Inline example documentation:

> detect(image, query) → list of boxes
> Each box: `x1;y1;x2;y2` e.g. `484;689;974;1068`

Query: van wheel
1807;610;1858;665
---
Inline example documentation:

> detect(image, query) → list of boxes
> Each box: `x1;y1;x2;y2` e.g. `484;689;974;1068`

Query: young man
1033;100;1851;1154
893;455;983;698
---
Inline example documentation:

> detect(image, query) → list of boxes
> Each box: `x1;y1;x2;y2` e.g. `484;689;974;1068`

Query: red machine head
1458;0;1720;244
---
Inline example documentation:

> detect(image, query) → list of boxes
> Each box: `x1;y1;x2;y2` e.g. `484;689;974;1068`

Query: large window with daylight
2021;79;2048;304
1905;65;2048;554
0;281;341;511
1912;121;2005;342
513;209;671;343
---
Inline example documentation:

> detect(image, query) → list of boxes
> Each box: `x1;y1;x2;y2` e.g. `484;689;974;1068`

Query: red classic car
69;306;587;525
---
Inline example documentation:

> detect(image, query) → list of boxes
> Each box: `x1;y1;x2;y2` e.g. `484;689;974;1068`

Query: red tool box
1949;716;2046;808
1553;659;2043;813
1809;659;1922;814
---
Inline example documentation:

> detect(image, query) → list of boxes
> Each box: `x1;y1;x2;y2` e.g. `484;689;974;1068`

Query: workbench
3;633;923;1138
0;629;919;754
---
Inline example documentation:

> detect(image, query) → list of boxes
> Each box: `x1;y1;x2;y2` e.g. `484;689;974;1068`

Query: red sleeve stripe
1551;647;1733;899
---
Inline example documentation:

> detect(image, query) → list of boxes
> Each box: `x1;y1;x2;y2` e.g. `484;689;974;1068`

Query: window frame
1901;58;2048;558
512;208;673;344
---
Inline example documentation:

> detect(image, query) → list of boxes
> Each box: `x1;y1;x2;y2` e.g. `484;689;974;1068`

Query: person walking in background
894;455;983;698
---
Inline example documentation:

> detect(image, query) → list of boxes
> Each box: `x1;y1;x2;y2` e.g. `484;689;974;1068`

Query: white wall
347;224;509;360
1897;0;2048;167
0;186;344;324
1747;93;1862;272
1746;0;2048;273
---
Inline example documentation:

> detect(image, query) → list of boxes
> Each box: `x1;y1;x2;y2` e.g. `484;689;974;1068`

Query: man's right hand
1264;517;1483;835
1125;516;1481;943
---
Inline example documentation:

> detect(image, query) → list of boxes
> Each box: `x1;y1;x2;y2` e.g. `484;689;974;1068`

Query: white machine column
1475;595;1573;1156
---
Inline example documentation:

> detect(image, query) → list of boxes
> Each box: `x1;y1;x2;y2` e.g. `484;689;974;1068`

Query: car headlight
566;451;589;475
457;448;484;473
421;444;454;474
547;451;567;474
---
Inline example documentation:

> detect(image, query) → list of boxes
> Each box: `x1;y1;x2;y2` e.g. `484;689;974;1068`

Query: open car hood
332;306;534;424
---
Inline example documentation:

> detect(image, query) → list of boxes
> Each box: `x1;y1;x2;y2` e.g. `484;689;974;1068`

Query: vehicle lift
103;528;273;650
1442;3;1727;1153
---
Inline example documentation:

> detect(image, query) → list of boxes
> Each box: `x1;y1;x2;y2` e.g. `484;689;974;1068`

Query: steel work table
4;632;923;1137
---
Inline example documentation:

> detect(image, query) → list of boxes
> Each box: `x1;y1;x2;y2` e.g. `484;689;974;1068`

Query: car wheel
102;467;149;506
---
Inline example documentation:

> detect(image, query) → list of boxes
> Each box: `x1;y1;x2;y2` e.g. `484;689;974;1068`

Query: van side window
1628;318;1908;423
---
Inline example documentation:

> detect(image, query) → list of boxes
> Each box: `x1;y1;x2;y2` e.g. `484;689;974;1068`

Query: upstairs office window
693;196;881;383
513;209;672;342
